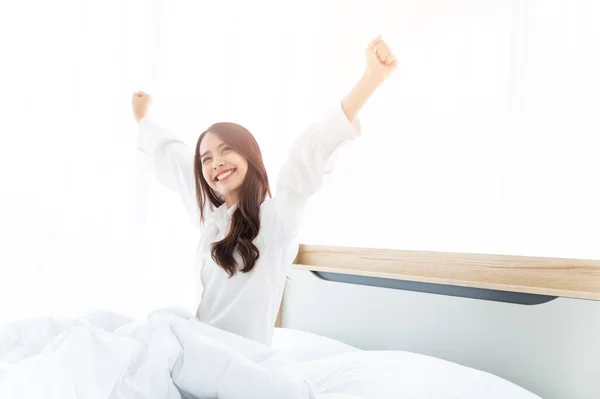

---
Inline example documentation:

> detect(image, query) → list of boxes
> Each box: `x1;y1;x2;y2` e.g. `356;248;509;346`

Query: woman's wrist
341;71;383;121
360;70;386;90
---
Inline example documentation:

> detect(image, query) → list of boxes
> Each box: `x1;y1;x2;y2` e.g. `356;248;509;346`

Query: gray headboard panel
282;268;600;399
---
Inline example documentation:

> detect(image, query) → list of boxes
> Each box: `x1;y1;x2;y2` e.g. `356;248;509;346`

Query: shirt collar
226;202;238;217
208;202;238;223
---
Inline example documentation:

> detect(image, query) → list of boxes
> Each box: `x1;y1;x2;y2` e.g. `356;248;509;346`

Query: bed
3;307;540;399
0;303;546;399
1;244;597;398
276;244;600;399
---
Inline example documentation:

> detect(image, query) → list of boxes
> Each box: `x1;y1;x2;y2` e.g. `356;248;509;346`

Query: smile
215;168;236;182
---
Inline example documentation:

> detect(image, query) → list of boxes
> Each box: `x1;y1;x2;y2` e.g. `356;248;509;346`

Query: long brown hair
193;122;271;278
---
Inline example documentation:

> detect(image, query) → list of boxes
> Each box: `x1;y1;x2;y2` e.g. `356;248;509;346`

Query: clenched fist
132;91;152;123
365;35;397;82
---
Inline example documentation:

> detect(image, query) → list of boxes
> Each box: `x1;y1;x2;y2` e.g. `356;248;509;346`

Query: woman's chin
215;184;241;200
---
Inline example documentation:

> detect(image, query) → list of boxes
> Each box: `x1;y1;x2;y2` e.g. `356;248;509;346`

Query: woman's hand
132;91;152;123
364;35;397;84
341;36;397;122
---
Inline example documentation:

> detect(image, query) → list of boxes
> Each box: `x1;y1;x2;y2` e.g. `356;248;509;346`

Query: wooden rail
294;244;600;301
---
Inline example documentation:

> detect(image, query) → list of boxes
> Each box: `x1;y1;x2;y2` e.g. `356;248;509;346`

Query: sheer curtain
299;0;600;261
0;0;598;321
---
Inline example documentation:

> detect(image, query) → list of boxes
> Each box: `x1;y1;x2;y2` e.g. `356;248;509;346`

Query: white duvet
0;308;542;399
0;308;314;399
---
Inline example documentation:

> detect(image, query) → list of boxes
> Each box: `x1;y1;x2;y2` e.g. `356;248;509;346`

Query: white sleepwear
136;103;361;345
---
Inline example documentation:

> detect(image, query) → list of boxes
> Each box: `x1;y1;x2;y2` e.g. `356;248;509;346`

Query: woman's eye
222;146;230;153
202;157;211;164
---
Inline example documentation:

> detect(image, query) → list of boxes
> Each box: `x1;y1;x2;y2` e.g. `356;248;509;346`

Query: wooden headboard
293;244;600;301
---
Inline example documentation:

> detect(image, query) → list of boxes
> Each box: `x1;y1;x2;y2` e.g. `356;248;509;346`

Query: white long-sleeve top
136;103;361;345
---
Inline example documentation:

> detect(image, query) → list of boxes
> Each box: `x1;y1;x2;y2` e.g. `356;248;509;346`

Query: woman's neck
224;194;238;209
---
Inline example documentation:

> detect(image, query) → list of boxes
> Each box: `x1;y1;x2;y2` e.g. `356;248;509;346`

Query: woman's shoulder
259;196;277;215
258;195;302;243
259;196;287;231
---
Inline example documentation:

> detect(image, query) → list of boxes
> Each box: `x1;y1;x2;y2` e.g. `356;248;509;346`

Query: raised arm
341;34;398;121
274;35;397;240
132;91;202;228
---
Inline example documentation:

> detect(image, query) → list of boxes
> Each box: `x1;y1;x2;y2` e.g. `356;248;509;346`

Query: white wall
0;0;598;323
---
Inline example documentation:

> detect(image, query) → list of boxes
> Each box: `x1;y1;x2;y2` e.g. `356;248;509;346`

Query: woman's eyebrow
200;143;226;158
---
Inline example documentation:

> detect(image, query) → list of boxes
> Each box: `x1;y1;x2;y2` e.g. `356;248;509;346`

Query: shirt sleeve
274;102;361;241
136;117;203;228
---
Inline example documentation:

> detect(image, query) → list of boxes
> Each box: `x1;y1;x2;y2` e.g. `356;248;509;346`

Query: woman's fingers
365;34;383;56
368;34;383;49
384;52;396;66
364;34;397;79
132;91;151;109
132;91;150;102
375;40;398;66
377;46;390;59
376;43;391;64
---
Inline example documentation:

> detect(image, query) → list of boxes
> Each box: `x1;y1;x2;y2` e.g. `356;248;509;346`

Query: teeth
217;170;233;181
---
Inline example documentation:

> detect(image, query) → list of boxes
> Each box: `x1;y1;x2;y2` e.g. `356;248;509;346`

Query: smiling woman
131;36;398;345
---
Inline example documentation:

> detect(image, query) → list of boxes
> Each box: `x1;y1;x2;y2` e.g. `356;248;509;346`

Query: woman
131;35;397;345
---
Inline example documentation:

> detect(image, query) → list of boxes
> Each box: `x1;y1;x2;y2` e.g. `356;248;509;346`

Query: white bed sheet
274;328;542;399
272;327;360;363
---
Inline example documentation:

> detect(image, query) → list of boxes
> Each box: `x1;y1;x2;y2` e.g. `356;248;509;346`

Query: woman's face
199;132;248;205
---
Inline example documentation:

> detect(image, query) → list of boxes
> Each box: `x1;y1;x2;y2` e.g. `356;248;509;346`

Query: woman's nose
213;158;225;169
